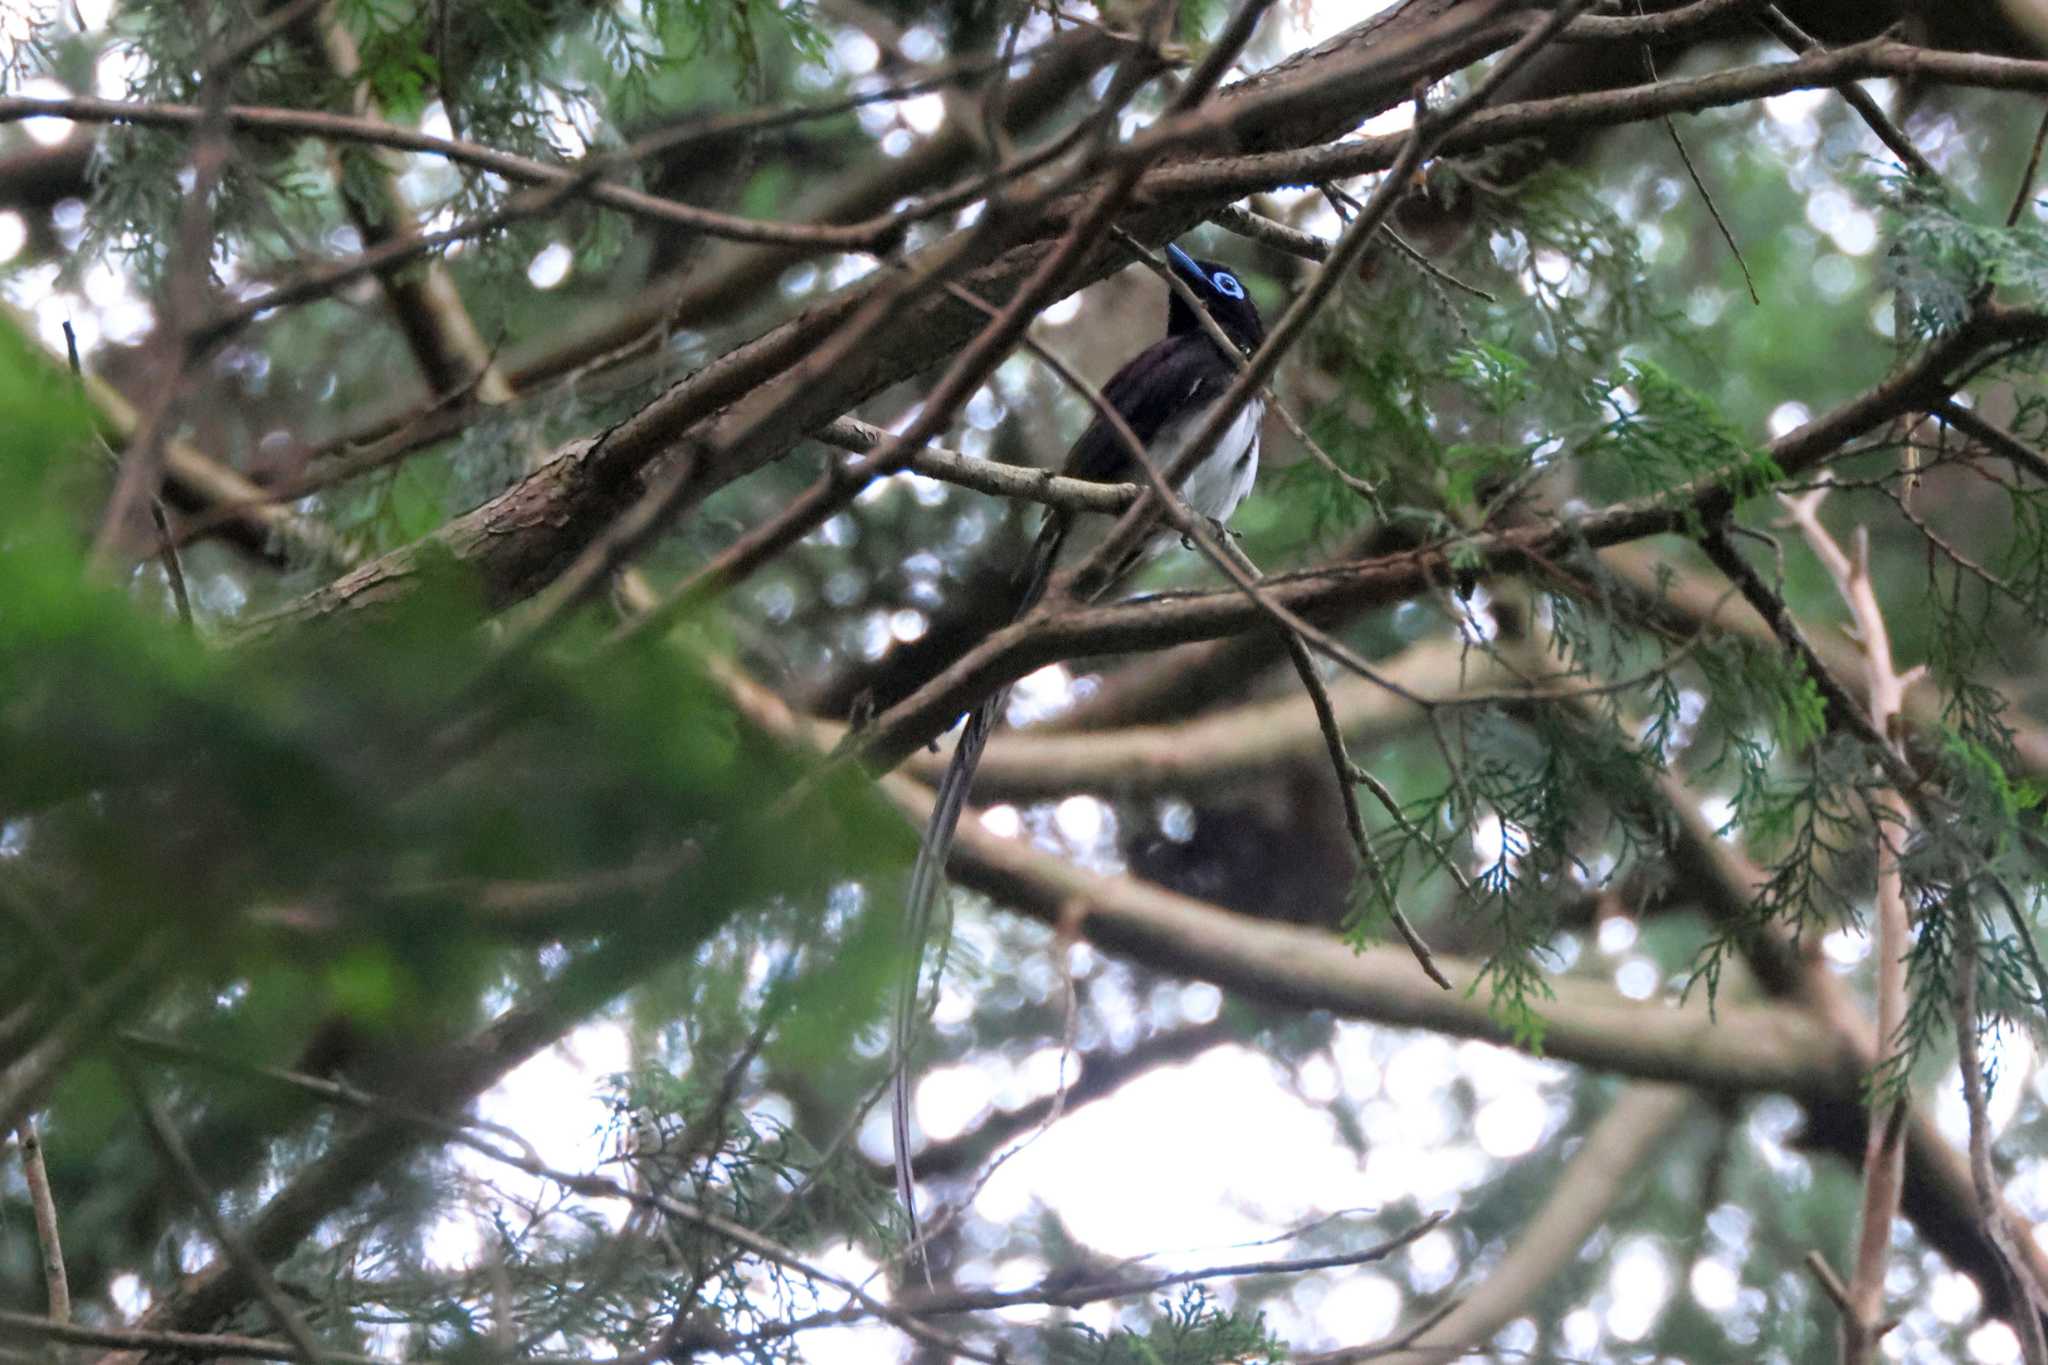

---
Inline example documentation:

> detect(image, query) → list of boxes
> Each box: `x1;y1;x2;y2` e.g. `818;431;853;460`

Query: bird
891;241;1267;1270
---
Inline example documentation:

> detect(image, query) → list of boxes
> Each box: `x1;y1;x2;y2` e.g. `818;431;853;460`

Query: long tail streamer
891;517;1065;1278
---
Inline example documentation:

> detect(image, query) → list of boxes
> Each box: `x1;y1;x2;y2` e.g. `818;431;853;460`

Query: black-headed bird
892;242;1268;1267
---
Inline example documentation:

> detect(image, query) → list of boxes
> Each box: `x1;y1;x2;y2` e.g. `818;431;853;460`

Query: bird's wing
1061;334;1236;485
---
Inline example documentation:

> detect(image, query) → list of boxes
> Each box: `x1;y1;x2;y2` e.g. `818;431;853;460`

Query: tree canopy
10;1;2048;1362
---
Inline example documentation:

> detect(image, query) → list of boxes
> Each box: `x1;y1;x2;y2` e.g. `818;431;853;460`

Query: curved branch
887;772;1855;1095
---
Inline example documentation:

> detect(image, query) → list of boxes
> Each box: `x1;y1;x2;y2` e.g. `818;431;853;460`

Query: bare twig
0;98;896;254
63;320;195;627
1757;6;1939;183
1637;3;1757;303
1806;1249;1854;1316
1776;484;1922;1365
117;1030;549;1172
1209;532;1456;986
2009;106;2048;227
0;1313;379;1365
723;1213;1449;1348
1384;224;1497;303
12;1120;70;1324
86;13;235;569
822;415;1139;512
1209;202;1331;260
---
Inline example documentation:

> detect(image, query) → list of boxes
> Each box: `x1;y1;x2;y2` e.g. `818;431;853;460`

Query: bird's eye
1210;271;1246;299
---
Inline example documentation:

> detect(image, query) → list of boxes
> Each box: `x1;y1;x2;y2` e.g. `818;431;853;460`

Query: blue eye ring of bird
1165;241;1246;300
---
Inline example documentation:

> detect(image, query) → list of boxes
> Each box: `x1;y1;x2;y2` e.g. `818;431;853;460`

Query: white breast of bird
1043;397;1265;591
1166;397;1264;527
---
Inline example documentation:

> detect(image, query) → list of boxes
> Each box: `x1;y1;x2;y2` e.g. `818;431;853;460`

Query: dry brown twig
12;1119;69;1325
1775;481;1926;1365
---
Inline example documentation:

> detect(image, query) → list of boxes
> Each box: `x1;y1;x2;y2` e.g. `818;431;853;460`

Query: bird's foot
1181;518;1243;551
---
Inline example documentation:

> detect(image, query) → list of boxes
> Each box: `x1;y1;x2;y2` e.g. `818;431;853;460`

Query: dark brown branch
2010;106;2048;226
1936;400;2048;485
1140;40;2048;202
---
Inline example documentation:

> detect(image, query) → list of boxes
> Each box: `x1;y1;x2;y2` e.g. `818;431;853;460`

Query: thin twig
12;1120;69;1324
720;1212;1450;1347
821;415;1138;513
2009;106;2048;227
1384;224;1497;303
1210;202;1330;260
500;1151;1004;1359
1236;191;1486;303
1776;485;1919;1365
85;20;235;569
1870;478;2048;630
0;1312;383;1365
1935;400;2048;486
885;898;1092;1275
1956;905;2048;1365
1642;3;1758;303
1757;6;1940;184
1219;535;1457;987
1806;1249;1854;1316
63;320;194;627
119;1030;549;1172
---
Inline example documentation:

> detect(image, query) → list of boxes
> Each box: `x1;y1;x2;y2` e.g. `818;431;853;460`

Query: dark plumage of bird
891;243;1268;1268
